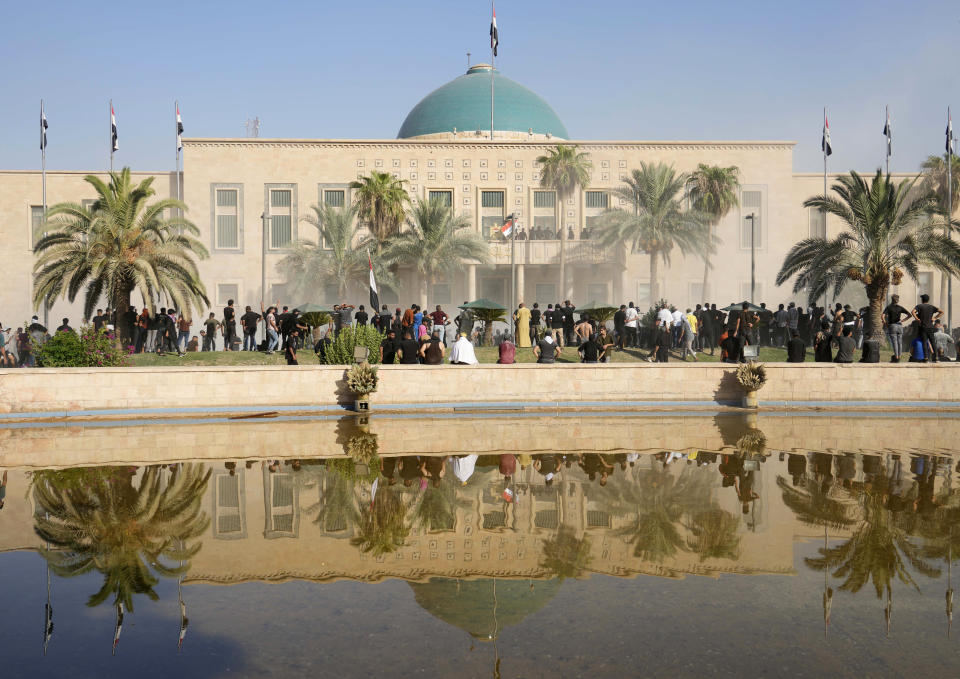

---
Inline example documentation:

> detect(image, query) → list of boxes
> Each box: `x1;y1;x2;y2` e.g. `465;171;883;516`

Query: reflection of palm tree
685;509;741;562
540;526;591;580
351;485;409;556
777;476;856;530
32;465;211;611
805;490;940;599
414;475;469;533
309;466;360;533
601;466;712;563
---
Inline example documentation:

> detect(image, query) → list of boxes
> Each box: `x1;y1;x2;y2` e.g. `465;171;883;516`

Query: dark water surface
1;422;959;678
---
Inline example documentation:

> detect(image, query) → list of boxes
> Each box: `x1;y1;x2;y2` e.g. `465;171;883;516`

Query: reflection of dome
397;64;569;141
409;577;561;638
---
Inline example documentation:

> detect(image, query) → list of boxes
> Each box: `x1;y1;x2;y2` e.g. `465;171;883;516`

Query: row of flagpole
821;106;955;328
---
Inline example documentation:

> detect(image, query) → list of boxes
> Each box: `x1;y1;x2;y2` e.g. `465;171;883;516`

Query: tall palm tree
384;198;489;309
414;474;470;533
351;485;409;556
919;155;960;309
32;464;211;612
279;203;394;303
685;509;741;562
540;526;592;580
537;144;593;298
596;163;710;303
349;171;410;246
776;170;960;341
777;476;857;531
33;168;209;339
687;164;740;300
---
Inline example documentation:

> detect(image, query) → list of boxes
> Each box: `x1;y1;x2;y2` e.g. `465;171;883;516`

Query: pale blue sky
1;0;957;173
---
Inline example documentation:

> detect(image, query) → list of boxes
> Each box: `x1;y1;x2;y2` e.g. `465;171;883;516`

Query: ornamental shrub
36;326;129;368
320;325;385;365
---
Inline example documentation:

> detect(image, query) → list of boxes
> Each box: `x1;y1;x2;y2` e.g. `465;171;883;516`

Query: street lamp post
746;213;756;303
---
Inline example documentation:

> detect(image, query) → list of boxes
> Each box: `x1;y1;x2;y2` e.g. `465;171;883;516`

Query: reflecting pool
1;413;959;677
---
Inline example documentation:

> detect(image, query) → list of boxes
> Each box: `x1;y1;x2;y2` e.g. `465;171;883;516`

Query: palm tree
32;464;211;612
349;171;410;246
33;168;209;339
919;155;960;309
537;144;592;298
777;476;857;531
595;163;710;303
414;475;470;533
351;485;409;556
279;203;394;303
310;466;361;534
685;509;741;562
540;526;592;580
687;164;740;300
384;198;489;309
805;489;940;599
776;170;960;341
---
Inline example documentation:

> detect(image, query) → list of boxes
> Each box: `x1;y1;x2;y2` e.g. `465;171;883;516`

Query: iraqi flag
40;102;48;151
490;4;498;57
176;104;184;151
368;251;380;312
500;213;515;238
821;115;832;157
947;108;954;155
883;107;891;159
111;104;118;153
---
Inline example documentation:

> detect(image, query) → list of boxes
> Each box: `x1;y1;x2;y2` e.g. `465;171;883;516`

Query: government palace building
0;63;935;325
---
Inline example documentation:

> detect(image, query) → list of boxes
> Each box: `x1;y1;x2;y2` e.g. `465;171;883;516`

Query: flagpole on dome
821;107;831;312
490;1;497;141
947;106;953;330
175;101;181;212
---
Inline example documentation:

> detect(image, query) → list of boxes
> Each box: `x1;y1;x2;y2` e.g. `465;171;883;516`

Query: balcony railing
486;239;623;266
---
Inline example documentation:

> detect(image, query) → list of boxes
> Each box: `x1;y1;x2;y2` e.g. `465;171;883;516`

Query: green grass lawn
127;343;865;367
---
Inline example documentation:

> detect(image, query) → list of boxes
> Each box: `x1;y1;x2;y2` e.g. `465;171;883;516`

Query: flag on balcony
500;213;515;238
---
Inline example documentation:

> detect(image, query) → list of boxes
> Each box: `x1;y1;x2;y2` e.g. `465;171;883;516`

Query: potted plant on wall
346;363;379;412
735;363;766;409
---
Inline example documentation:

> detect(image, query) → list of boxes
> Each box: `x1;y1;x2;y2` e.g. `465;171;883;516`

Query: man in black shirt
276;306;291;348
529;303;542;345
562;301;576;346
240;306;260;351
354;305;369;326
397;331;420;364
912;294;943;362
578;334;603;363
883;294;911;362
56;318;74;334
285;328;300;365
92;308;105;332
786;330;806;362
758;303;773;347
378;305;392;332
380;329;398;364
614;305;627;349
832;326;856;363
222;300;236;351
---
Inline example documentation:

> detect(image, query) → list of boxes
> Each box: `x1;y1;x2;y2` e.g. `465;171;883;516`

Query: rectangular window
270;214;292;248
217;283;239;306
431;283;451;305
586;283;608;301
809;208;826;239
917;272;933;299
534;215;556;232
214;472;246;539
270;190;292;208
636;283;651;307
535;283;556;304
740;190;763;249
586;510;610;528
323;189;345;207
481;190;504;208
585;191;608;209
534;191;556;208
216;189;238;207
740;281;763;302
211;185;242;251
689;281;705;303
216;215;239;249
428;190;452;207
30;205;45;248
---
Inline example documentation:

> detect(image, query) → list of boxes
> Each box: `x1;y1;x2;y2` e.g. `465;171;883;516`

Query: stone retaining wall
0;363;958;415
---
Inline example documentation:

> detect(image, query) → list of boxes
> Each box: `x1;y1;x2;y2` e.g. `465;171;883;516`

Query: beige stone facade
0;138;947;328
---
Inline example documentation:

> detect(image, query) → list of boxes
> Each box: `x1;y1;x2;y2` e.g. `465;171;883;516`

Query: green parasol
577;301;619;323
458;298;506;311
721;301;763;312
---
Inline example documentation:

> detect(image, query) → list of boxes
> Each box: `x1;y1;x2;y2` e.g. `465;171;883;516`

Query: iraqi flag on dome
500;213;515;238
368;251;380;311
490;3;498;57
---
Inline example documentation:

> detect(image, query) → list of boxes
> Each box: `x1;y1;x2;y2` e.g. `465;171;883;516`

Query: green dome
397;65;569;140
409;577;561;639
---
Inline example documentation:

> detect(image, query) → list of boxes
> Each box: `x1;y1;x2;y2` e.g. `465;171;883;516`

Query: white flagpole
490;2;495;141
175;101;181;208
41;99;49;328
823;107;828;314
885;105;890;176
109;99;114;173
948;106;953;330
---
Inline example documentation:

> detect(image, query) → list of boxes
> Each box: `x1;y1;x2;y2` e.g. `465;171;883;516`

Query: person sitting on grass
533;333;560;364
450;332;479;365
832;326;856;364
497;334;516;364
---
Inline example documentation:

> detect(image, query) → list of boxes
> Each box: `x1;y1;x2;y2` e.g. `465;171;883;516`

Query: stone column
517;264;525;304
467;264;477;301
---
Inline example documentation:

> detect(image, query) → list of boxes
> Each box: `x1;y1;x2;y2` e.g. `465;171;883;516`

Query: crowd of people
2;291;956;368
